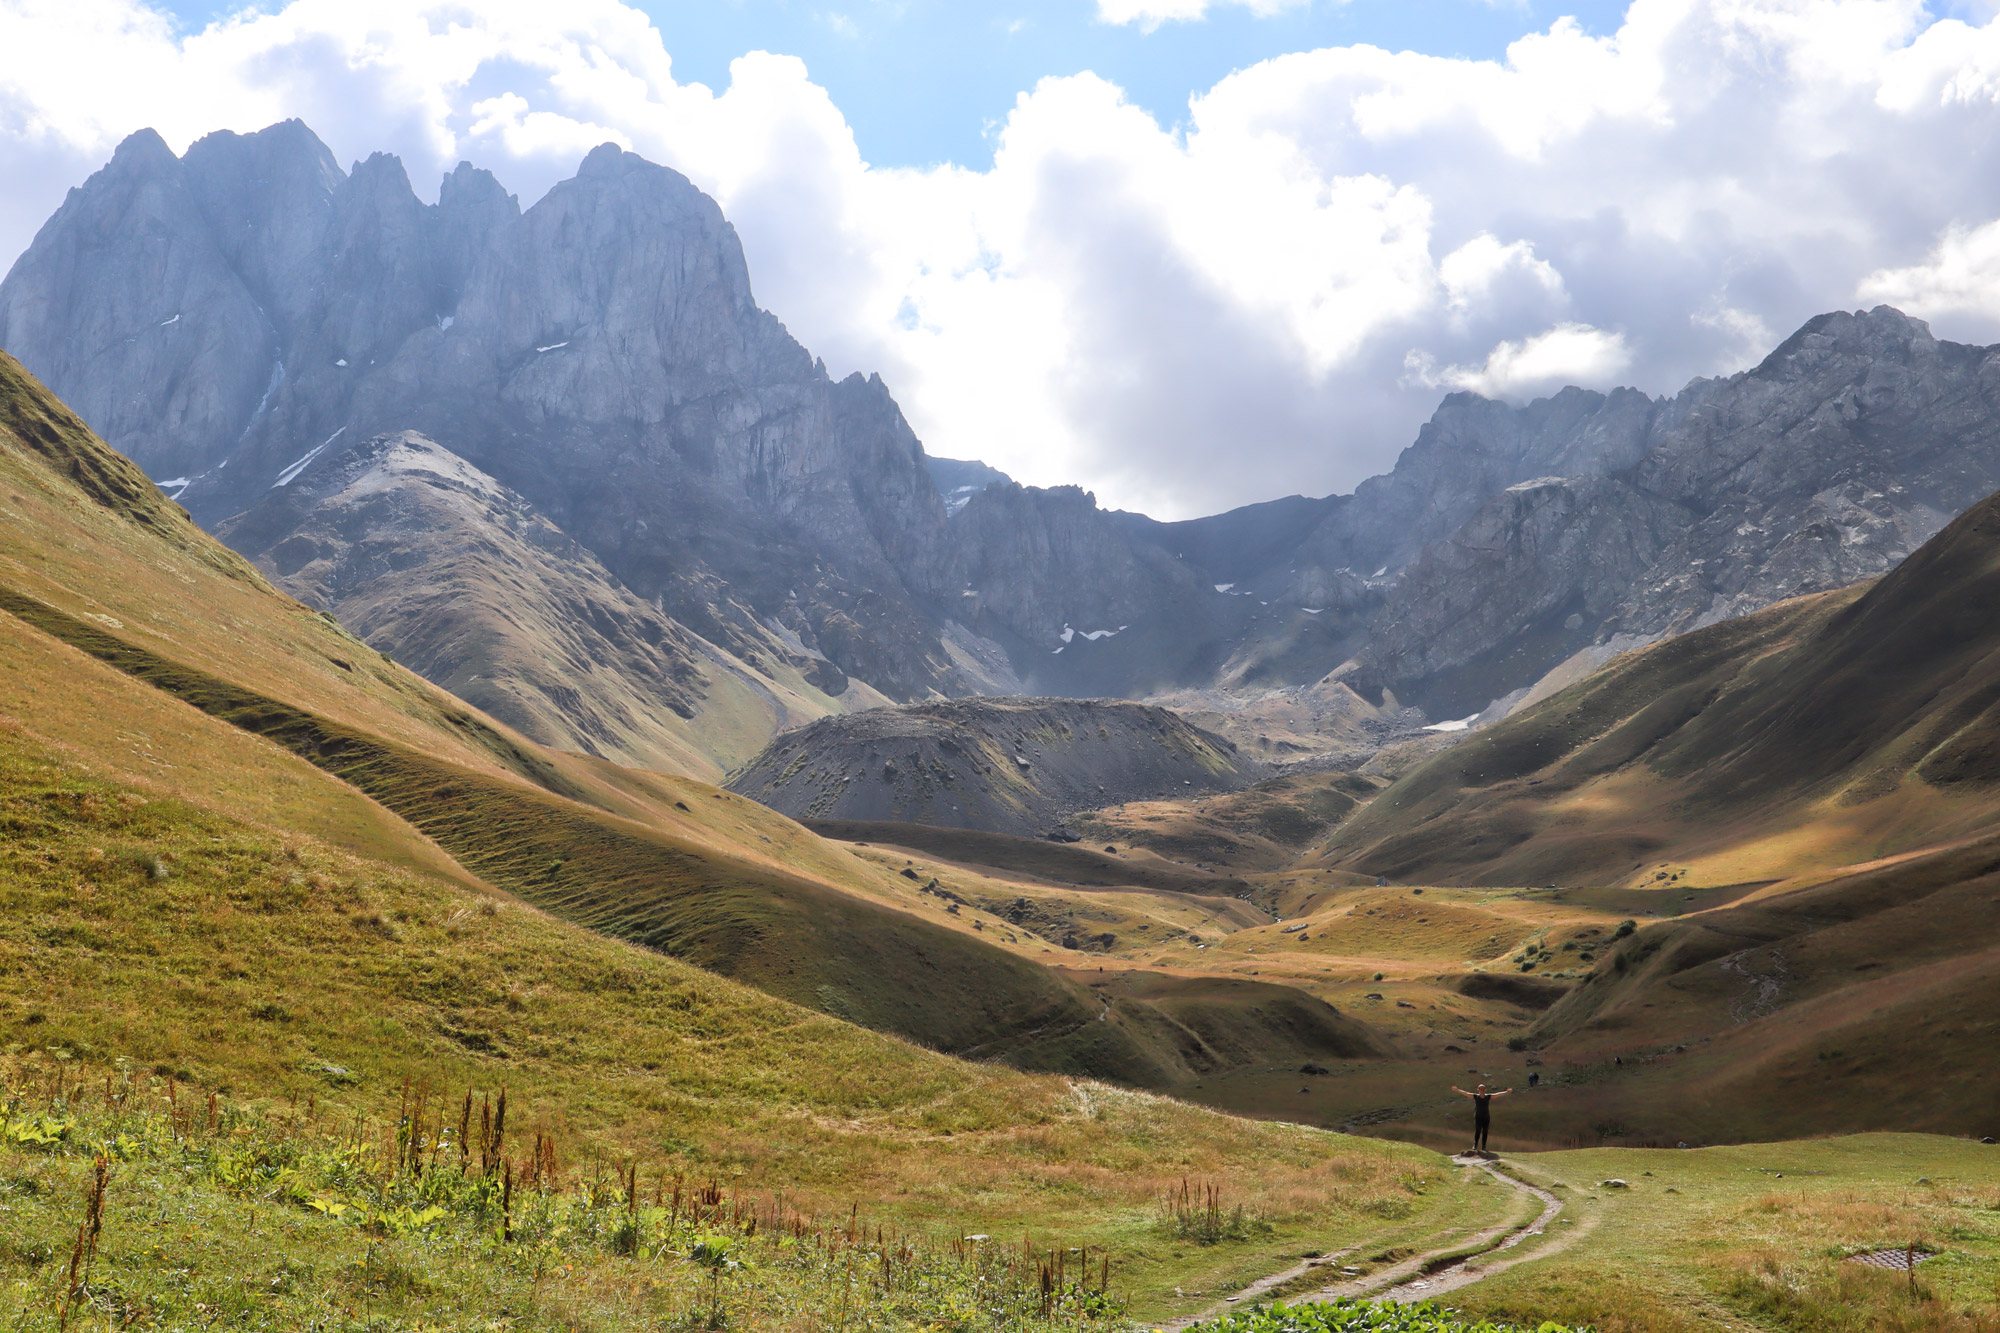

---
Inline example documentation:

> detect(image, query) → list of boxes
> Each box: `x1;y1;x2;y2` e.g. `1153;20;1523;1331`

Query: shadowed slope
803;819;1253;895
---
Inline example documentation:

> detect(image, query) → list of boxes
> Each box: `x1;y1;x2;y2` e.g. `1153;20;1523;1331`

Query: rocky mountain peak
347;151;419;209
1;129;276;480
434;163;520;308
181;121;343;339
440;160;517;213
577;140;633;177
2;119;982;705
102;126;178;180
1754;305;1938;379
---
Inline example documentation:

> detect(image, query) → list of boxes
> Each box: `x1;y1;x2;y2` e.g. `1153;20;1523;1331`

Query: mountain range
8;119;2000;782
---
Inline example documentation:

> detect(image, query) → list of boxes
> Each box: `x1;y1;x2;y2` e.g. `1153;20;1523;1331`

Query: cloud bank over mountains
3;0;2000;517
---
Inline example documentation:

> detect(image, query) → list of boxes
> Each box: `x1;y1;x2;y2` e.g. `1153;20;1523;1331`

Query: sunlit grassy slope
1454;1135;2000;1333
1246;490;2000;1144
0;727;1499;1322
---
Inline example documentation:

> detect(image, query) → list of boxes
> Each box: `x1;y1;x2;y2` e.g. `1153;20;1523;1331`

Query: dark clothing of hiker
1452;1084;1510;1154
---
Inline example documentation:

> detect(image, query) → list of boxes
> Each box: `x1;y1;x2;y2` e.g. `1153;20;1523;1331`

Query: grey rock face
726;696;1263;835
1;122;970;702
1294;385;1658;584
927;455;1013;516
932;481;1288;697
0;130;276;481
1354;307;2000;714
1363;476;1687;714
943;482;1207;647
1615;309;1989;636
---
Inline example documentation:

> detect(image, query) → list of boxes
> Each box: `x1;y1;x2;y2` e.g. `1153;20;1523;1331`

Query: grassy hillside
1;347;1405;1085
805;817;1257;895
0;347;1513;1324
1080;770;1382;873
1239;492;2000;1145
1320;482;2000;888
0;724;1490;1324
1455;1135;2000;1333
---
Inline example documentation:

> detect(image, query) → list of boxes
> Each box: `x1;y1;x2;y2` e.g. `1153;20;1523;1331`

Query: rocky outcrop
726;697;1263;836
1614;309;1986;636
1293;385;1660;582
1355;308;2000;713
0;129;278;483
1362;476;1688;715
927;455;1013;516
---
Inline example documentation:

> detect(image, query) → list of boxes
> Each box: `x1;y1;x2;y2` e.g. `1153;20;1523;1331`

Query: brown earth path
1161;1154;1571;1330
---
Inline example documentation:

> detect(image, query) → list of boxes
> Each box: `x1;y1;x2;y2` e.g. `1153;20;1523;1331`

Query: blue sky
151;0;1639;171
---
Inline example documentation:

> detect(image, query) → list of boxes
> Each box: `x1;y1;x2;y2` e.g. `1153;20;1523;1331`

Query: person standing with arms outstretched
1452;1083;1512;1153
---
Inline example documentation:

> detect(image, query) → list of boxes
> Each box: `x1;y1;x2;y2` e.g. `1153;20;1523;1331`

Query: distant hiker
1377;876;1387;887
1528;1071;1540;1088
1452;1082;1512;1153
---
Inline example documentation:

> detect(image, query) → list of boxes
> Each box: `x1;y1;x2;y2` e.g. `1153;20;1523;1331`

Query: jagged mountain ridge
0;121;1271;720
12;120;2000;763
1351;310;2000;715
0;123;969;703
0;343;1405;1087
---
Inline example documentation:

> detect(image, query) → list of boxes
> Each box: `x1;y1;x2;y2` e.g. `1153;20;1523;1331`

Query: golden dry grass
0;719;1502;1318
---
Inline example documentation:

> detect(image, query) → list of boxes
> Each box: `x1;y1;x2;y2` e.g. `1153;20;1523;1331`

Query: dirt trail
1376;1159;1577;1302
1162;1153;1574;1329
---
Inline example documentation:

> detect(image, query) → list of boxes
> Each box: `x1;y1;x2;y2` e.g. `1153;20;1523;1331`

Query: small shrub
1159;1180;1273;1245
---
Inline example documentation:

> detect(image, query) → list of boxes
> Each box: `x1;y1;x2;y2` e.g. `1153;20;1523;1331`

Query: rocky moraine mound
727;697;1265;837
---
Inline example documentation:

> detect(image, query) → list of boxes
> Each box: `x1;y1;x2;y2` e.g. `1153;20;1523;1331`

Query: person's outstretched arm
1491;1088;1514;1097
1450;1086;1470;1097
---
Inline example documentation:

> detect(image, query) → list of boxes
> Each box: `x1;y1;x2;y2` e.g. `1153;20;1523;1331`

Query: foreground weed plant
1194;1297;1582;1332
1161;1178;1275;1245
0;1061;1125;1331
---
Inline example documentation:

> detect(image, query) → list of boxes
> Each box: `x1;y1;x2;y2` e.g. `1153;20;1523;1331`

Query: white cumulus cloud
1858;219;2000;331
1406;324;1635;399
1095;0;1311;31
6;0;2000;516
